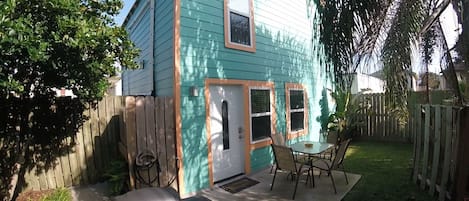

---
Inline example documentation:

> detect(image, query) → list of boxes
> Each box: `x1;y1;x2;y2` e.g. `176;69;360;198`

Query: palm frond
381;0;426;117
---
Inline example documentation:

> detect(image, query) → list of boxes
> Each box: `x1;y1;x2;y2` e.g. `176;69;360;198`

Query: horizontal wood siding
179;0;329;194
123;1;154;95
154;0;174;96
250;146;272;173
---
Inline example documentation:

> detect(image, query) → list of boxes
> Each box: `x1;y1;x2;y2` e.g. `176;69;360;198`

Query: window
222;100;230;150
250;88;271;142
286;84;308;139
290;90;304;131
224;0;256;52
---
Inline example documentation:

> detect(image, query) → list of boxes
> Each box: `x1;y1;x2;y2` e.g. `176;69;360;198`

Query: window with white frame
289;89;305;132
224;0;255;51
250;88;271;142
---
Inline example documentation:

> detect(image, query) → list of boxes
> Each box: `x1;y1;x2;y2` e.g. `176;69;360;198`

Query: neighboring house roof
369;70;385;80
122;0;141;27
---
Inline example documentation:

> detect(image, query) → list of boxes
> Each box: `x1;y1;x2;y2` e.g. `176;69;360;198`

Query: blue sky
114;0;136;26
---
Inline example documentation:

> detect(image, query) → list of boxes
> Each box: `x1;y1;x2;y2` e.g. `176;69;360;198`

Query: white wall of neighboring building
351;73;385;94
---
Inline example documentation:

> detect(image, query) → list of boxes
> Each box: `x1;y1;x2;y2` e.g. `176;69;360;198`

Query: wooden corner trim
173;0;185;196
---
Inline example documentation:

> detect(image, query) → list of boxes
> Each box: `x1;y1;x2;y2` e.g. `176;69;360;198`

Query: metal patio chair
270;144;312;200
312;138;351;194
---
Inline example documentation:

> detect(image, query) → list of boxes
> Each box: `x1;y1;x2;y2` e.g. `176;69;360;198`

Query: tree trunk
6;163;21;201
7;99;32;201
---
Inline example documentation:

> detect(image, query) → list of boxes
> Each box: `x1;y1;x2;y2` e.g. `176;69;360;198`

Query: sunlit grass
40;188;71;201
343;141;436;201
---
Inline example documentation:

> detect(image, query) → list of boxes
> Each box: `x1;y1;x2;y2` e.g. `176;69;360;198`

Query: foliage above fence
352;93;411;142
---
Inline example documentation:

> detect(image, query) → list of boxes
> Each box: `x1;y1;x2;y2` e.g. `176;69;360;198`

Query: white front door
209;85;245;182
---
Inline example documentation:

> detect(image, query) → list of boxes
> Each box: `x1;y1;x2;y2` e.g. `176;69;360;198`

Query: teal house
122;0;331;197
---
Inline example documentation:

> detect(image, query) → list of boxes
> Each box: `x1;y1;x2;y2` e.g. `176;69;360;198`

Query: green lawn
343;141;436;201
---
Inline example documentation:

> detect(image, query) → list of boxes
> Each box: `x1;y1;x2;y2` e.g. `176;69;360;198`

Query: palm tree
318;0;466;118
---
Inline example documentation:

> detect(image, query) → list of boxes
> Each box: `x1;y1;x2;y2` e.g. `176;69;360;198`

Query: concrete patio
196;168;361;201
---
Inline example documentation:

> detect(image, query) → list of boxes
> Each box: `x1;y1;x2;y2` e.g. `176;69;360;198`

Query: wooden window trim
223;0;256;52
285;83;308;140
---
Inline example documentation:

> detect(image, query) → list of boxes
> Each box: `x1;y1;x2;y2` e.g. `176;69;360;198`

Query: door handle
238;127;244;139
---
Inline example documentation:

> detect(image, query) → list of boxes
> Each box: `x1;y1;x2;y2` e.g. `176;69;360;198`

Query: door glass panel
222;100;230;150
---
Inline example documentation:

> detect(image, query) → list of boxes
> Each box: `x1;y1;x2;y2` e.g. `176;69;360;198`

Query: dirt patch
17;189;54;201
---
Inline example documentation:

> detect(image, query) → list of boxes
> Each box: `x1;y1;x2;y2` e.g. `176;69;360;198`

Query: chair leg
311;168;315;188
270;162;275;173
329;170;337;194
271;168;278;191
292;170;301;200
342;164;349;184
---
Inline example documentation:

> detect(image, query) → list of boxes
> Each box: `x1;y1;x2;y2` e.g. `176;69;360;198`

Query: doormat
220;177;259;194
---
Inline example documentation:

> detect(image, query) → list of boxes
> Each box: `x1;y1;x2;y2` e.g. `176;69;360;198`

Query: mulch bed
16;189;54;201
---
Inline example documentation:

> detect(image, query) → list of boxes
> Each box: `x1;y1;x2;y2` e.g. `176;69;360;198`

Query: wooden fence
411;104;463;201
119;96;177;190
23;96;125;191
22;96;177;192
353;93;412;142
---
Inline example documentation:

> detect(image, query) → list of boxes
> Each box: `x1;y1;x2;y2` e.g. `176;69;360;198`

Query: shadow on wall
0;96;124;199
317;88;331;133
179;0;327;194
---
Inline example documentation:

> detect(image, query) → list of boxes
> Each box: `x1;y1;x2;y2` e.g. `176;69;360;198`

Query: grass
343;141;436;201
39;188;71;201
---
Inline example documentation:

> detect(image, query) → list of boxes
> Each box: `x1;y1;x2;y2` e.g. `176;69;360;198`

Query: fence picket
73;127;87;185
82;108;96;183
439;107;453;201
429;106;441;195
421;105;431;189
145;96;158;186
90;105;103;175
165;97;177;189
125;96;137;189
59;138;72;187
156;98;168;186
413;105;422;183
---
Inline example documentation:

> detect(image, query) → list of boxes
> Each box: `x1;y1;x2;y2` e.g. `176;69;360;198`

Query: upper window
250;88;271;142
224;0;256;52
286;84;308;139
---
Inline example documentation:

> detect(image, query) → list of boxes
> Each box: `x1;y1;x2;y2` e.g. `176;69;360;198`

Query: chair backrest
331;138;352;169
326;131;339;145
271;144;297;172
271;133;286;146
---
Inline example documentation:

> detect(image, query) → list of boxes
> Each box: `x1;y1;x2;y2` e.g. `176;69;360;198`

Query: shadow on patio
197;168;361;201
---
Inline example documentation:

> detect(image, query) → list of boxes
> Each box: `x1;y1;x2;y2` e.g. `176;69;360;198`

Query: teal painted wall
154;0;174;96
178;0;331;195
123;0;174;96
123;0;153;95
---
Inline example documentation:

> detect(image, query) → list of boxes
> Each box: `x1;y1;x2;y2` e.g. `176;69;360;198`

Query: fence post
125;97;137;190
454;107;469;201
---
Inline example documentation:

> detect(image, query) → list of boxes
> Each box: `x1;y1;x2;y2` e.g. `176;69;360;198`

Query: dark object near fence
134;150;161;187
